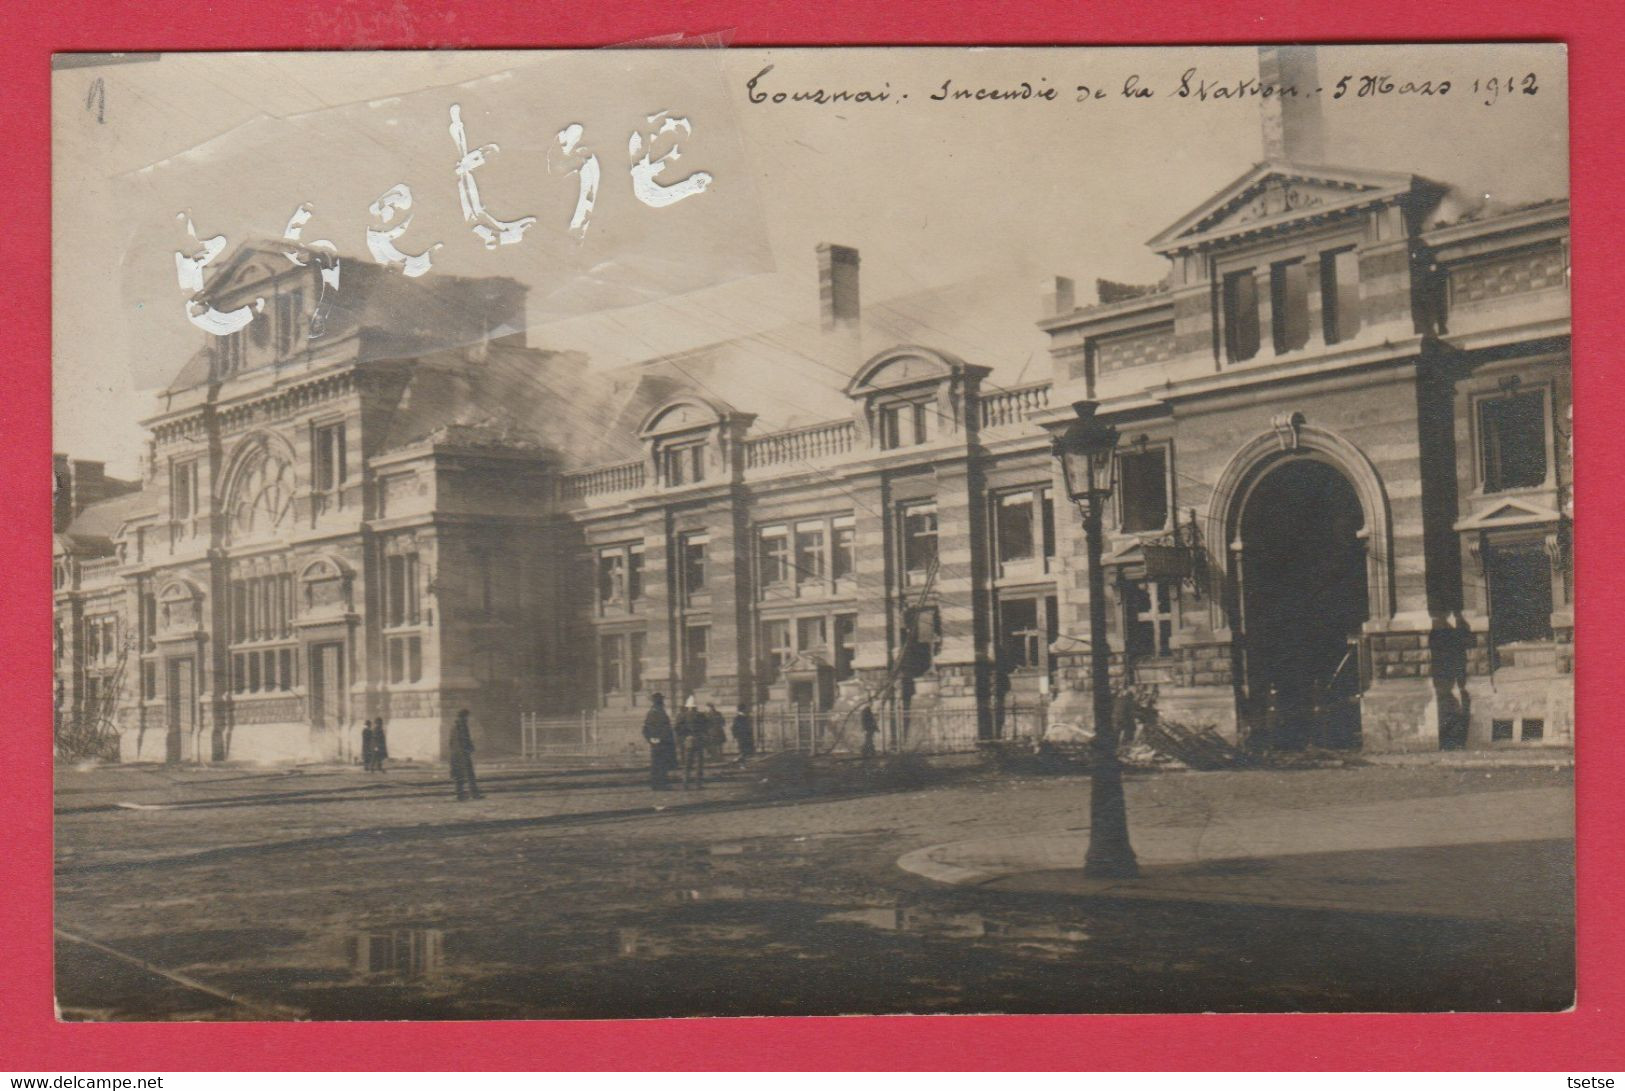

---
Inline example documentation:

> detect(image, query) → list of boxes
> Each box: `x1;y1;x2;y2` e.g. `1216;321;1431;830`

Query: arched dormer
845;345;991;450
638;396;756;489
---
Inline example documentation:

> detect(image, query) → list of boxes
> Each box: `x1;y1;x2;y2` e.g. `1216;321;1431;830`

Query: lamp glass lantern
1052;400;1119;502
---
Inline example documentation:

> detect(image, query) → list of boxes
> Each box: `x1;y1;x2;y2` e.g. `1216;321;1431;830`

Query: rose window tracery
227;443;294;541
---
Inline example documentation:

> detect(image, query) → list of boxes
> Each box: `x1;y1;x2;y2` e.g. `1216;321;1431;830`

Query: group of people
362;709;484;802
640;694;756;790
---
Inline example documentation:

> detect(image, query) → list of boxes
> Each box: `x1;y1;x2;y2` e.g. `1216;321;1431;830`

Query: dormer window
879;400;935;449
846;348;989;451
661;441;706;486
276;288;305;356
214;329;245;379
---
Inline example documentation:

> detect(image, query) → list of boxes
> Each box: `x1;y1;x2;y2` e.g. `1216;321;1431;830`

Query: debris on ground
1140;719;1254;771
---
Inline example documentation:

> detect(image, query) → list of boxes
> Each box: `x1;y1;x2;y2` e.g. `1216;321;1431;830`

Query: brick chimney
1258;46;1325;163
816;243;861;332
52;453;136;533
1039;275;1076;318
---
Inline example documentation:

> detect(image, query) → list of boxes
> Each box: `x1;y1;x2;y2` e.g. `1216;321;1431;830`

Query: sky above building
53;44;1568;475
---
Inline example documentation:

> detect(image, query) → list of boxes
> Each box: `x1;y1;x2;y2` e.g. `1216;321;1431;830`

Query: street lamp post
1052;400;1140;879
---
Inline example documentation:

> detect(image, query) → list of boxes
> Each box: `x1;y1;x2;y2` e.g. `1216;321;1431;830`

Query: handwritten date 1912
1330;72;1539;104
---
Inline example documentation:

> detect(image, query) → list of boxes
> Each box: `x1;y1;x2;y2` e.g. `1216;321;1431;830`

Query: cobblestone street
54;758;1575;1020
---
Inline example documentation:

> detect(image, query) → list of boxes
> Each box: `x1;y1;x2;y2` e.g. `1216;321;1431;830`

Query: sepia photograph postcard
49;42;1575;1023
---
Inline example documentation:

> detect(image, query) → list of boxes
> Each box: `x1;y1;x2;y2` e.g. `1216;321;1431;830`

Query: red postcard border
4;0;1620;1071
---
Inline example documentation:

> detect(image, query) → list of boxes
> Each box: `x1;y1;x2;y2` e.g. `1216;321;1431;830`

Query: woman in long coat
642;694;678;790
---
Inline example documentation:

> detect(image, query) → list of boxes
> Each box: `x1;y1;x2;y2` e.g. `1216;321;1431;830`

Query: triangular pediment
203;241;305;302
1105;537;1147;566
1453;496;1563;532
1148;161;1439;255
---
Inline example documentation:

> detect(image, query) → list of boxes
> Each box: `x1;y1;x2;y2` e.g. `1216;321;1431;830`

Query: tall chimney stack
816;243;861;332
1258;46;1326;163
1040;275;1076;318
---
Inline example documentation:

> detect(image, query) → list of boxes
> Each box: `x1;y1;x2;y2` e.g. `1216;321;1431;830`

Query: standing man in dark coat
860;703;881;759
360;720;376;771
676;696;706;789
731;704;755;763
642;693;676;791
704;703;727;764
450;709;483;801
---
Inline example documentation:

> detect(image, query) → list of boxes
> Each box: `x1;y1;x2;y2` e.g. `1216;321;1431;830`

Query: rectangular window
1041;492;1056;563
1223;269;1261;363
1480;391;1548;492
248;651;262;692
279;574;294;637
1320;247;1361;345
663;443;706;486
832;516;856;582
1125;580;1175;658
313;422;347;494
998;597;1042;670
996;491;1036;566
795;521;827;586
171;460;198;522
796;615;828;656
597;550;626;608
141;593;157;651
86;615;117;666
762;619;792;683
834;613;857;681
759;526;791;585
1118;449;1170;533
879;402;933;449
1045;593;1060;670
628;545;645;601
276;288;304;355
902;503;939;580
681;534;709;598
600;634;625;697
385;552;421;627
215;330;245;378
1521;718;1545;742
279;647;294;690
663;445;686;486
233;653;246;693
629;631;646;693
1486;540;1554;647
683;624;709;687
879;405;905;450
913;402;935;443
1270;259;1310;354
387;635;422;684
142;660;157;700
1491;718;1514;742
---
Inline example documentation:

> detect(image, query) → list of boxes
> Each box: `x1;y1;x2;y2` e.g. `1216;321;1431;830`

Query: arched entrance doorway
1238;458;1369;749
